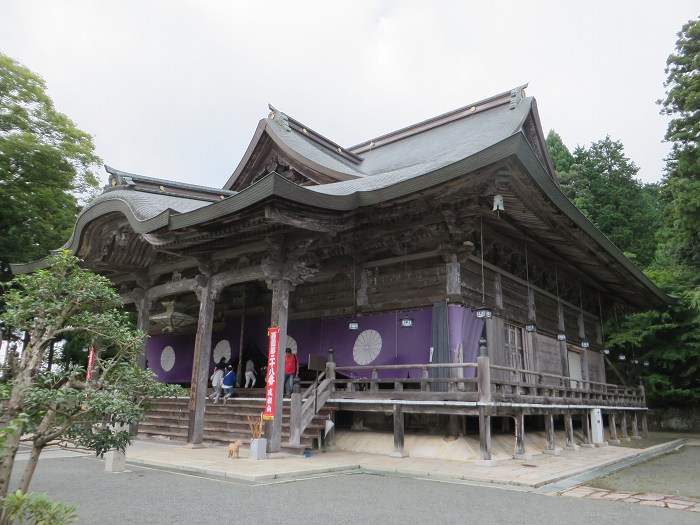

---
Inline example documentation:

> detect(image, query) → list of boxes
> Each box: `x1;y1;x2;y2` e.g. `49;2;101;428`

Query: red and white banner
263;326;280;420
86;345;96;381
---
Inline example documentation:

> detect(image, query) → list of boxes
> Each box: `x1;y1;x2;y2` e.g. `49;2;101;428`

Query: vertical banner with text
263;326;280;420
86;345;96;381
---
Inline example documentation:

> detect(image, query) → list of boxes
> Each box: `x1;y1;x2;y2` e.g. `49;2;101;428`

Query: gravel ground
587;436;700;500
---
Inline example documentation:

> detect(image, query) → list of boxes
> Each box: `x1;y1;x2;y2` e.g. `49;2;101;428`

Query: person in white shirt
244;359;257;388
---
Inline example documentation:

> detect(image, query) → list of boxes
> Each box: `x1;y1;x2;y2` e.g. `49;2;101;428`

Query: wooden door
568;350;583;389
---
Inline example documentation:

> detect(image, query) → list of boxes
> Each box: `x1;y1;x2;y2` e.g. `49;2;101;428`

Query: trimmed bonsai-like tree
0;251;183;515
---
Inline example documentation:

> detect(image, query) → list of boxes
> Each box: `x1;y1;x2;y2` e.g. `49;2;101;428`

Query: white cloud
2;0;697;186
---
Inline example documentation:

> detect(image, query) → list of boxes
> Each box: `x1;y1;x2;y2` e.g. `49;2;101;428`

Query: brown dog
228;440;243;459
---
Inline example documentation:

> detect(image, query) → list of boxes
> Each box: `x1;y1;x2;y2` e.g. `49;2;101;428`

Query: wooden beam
361;250;441;269
210;266;264;289
466;255;600;323
147;276;202;301
123;266;265;306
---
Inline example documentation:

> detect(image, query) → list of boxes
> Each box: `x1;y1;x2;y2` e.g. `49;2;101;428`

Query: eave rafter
494;162;654;304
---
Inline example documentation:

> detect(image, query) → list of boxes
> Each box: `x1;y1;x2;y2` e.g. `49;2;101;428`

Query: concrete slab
117;434;687;490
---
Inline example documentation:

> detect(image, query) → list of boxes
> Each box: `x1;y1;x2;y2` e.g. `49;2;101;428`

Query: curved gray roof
307;98;532;196
265;118;367;179
86;188;211;222
10;86;673;309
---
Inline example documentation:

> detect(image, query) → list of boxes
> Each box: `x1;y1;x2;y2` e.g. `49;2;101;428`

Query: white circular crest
160;346;175;371
213;339;231;363
353;329;382;365
285;335;298;354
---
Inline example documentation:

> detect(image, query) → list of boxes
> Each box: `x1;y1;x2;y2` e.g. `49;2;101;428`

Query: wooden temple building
13;85;672;460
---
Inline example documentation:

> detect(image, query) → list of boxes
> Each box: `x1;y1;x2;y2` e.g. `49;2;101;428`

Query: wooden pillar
631;412;641;439
581;413;594;447
475;351;496;464
543;413;559;455
564;413;579;452
235;310;245;387
513;411;531;460
134;289;152;370
187;277;219;445
477;355;491;403
448;416;464;436
265;277;292;453
558;304;570;380
351;412;364;431
130;291;148;440
326;415;336;448
421;367;429;392
446;253;461;298
390;404;408;458
608;413;620;444
326;350;336;390
289;378;302;446
620;412;631;441
478;411;493;462
638;382;646;406
370;368;379;392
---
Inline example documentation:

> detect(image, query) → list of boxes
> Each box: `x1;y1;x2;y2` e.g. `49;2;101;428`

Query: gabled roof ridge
349;85;528;155
267;105;363;165
105;165;236;201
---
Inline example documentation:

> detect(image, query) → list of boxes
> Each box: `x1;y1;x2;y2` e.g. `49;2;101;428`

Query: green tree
0;252;182;513
604;17;700;407
0;54;100;281
545;130;575;174
551;136;660;267
606;261;700;405
658;17;700;271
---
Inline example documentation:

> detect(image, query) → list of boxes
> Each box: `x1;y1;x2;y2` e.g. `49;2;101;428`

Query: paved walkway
117;436;700;511
561;485;700;512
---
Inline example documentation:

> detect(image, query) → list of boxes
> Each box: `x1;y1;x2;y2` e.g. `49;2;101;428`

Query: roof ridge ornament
268;103;291;132
509;83;528;110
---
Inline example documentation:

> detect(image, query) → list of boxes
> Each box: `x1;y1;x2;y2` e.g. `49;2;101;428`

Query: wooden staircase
137;393;337;452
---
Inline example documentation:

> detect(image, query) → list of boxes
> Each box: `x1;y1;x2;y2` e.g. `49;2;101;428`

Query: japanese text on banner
263;326;280;420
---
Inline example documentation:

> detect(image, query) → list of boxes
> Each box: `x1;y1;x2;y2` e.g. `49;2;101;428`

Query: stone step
138;397;334;450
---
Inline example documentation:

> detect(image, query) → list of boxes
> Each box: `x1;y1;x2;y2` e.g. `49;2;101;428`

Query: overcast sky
2;1;698;188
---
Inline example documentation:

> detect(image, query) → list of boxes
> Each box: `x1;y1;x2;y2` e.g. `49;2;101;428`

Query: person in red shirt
284;348;298;396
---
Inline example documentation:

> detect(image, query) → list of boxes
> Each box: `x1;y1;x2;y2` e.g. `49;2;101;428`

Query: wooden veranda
288;350;647;461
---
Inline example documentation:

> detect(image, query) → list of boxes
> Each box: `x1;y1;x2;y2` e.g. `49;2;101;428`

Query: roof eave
512;137;673;308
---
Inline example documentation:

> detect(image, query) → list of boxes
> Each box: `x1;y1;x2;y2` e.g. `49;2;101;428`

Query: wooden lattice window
504;323;525;371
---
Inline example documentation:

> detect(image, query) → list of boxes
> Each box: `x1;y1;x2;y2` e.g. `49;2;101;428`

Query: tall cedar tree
576;17;700;405
659;17;700;270
546;133;660;268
